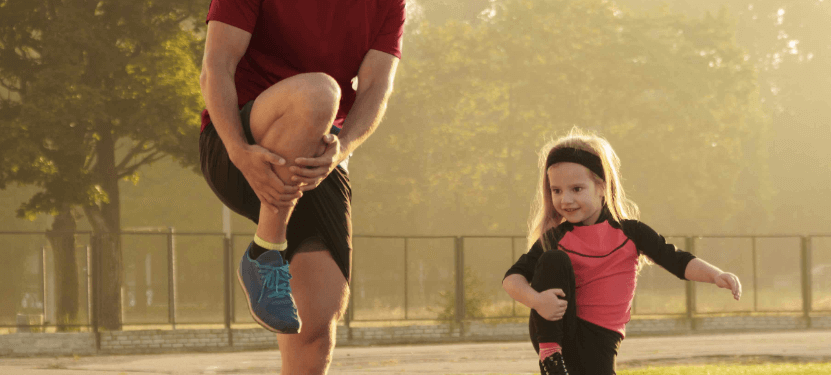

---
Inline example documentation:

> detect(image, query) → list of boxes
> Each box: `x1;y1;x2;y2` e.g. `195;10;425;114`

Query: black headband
546;147;605;181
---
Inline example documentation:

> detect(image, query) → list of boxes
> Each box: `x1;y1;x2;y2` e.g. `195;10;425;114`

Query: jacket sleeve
622;220;696;280
504;240;544;282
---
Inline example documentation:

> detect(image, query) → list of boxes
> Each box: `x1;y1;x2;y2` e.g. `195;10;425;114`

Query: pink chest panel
557;222;639;336
559;222;639;288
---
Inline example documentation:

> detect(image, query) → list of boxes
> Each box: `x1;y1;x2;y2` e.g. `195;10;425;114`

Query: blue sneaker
237;243;301;333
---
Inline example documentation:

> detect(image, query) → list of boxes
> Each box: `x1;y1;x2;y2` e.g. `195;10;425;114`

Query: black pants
198;101;353;282
529;249;622;375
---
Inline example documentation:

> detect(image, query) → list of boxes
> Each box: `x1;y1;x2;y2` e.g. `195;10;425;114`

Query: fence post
801;236;812;328
511;238;517;317
167;227;176;329
224;235;233;346
404;238;409;320
751;237;758;312
41;245;47;329
90;234;101;351
685;236;696;331
454;237;465;336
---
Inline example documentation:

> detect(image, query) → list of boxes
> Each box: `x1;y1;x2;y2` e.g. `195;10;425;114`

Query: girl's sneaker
237;243;301;333
539;351;569;375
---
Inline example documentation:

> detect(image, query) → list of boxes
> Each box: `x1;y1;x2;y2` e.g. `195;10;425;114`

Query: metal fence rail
1;231;829;333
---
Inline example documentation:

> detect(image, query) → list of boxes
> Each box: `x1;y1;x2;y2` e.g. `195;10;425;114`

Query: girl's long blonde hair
528;127;640;253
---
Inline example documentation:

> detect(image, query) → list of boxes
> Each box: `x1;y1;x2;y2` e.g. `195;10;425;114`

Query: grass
618;363;831;374
454;363;831;375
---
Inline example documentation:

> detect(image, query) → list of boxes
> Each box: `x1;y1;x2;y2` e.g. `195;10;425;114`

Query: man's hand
291;134;343;191
230;144;302;212
715;272;742;301
533;288;568;321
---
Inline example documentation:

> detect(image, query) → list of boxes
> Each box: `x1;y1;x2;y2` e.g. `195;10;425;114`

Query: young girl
502;129;742;375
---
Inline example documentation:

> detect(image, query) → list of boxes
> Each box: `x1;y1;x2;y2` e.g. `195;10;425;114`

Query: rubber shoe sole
236;267;300;334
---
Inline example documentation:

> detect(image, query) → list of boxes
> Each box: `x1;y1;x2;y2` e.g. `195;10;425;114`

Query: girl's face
547;162;605;226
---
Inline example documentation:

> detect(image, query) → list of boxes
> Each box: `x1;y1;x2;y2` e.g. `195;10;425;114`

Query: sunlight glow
788;40;800;55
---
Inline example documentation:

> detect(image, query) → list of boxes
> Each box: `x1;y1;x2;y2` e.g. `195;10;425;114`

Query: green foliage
0;0;207;221
0;0;209;330
433;267;492;326
354;0;771;236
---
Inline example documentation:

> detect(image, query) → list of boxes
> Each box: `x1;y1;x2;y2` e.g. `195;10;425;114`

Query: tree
352;0;770;236
0;0;206;330
614;0;831;232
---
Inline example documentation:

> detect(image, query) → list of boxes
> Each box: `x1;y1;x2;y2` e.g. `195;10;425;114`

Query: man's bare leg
246;73;347;373
276;239;349;375
248;72;341;244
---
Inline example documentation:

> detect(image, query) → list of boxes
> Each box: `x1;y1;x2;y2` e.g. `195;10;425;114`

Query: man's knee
290;73;341;128
299;318;337;349
253;73;341;140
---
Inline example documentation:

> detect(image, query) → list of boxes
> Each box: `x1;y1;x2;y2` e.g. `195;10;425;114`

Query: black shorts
198;101;353;282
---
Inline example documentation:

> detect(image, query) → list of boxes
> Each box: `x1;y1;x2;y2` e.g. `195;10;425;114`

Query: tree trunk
45;206;79;331
87;130;123;331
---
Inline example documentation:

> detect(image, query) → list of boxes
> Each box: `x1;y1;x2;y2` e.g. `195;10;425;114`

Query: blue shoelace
257;263;292;303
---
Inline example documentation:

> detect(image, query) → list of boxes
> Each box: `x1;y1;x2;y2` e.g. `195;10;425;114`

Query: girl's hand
533;289;568;321
715;272;742;301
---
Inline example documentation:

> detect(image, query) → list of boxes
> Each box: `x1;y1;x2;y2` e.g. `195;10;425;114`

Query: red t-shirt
201;0;406;132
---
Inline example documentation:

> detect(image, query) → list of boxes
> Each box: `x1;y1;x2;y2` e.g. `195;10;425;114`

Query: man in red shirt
198;0;405;373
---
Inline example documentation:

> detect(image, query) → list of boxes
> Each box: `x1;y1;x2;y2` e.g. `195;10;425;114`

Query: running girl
502;129;742;375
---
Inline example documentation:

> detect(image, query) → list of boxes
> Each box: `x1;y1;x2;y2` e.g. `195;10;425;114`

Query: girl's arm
684;258;742;301
503;239;568;321
622;220;741;301
503;274;568;321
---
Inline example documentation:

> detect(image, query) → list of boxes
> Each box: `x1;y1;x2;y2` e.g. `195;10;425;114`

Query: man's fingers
296;136;339;166
550;288;566;298
255;192;280;213
291;176;319;185
322;134;337;144
265;153;286;166
251;145;285;166
290;165;328;178
252;175;301;206
294;156;331;167
298;180;323;192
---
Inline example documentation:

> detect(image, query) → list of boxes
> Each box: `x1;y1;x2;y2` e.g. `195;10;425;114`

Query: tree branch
116;151;165;179
115;140;148;171
82;204;109;233
83;138;98;172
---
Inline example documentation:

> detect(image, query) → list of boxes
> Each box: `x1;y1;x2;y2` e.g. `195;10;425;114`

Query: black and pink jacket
505;210;696;337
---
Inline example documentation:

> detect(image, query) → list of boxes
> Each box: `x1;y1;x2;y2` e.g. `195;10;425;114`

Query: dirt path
1;330;829;374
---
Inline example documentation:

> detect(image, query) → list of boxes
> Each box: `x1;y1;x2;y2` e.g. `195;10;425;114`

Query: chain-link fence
2;231;829;332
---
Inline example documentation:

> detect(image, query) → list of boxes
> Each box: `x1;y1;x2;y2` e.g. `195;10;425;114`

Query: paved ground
1;330;830;374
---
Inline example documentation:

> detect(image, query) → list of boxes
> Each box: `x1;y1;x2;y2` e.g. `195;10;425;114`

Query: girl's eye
551;189;561;194
573;187;582;193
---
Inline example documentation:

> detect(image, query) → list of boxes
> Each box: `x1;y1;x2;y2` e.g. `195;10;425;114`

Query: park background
0;0;829;354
